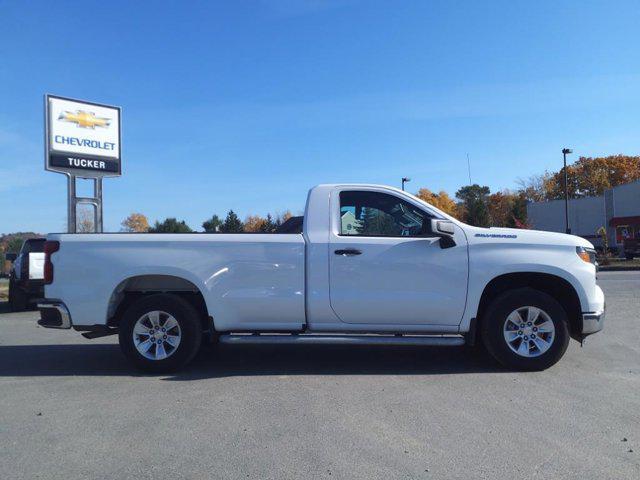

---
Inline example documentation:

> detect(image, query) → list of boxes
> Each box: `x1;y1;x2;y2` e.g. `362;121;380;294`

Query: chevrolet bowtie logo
58;110;111;129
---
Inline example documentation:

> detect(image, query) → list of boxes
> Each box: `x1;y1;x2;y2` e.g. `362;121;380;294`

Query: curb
598;266;640;272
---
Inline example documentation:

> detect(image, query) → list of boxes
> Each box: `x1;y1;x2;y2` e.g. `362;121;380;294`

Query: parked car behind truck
8;238;45;311
38;184;605;372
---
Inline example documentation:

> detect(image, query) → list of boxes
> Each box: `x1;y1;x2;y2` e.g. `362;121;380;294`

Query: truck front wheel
118;294;203;372
480;288;570;371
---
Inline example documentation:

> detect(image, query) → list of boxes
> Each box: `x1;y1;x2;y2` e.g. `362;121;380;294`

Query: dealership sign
45;95;121;177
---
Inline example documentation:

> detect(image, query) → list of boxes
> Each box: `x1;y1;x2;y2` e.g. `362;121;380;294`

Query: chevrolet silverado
38;184;605;372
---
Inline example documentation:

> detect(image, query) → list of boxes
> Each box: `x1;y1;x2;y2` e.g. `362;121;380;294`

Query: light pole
401;177;411;191
562;148;572;234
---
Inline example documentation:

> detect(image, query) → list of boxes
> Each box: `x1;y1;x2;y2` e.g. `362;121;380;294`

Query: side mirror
431;219;455;236
5;253;17;262
429;219;457;249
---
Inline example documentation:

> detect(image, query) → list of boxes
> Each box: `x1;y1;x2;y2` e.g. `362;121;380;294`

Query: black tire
480;288;570;371
118;294;203;373
625;254;634;261
8;280;27;312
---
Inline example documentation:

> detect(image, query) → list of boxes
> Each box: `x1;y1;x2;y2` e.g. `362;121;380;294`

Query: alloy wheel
133;310;182;360
503;306;555;358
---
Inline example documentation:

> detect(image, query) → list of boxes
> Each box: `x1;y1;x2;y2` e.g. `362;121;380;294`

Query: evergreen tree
202;214;223;232
148;218;193;233
455;184;490;227
259;214;277;232
220;210;244;233
358;207;398;235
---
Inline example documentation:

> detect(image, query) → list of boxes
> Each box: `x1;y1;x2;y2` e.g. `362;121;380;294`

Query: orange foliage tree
415;188;460;218
121;213;150;232
524;155;640;201
244;215;268;232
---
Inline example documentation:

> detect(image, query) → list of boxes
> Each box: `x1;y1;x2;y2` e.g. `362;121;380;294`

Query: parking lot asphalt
0;271;638;479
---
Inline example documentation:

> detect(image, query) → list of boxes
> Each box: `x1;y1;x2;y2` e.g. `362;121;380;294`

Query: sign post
45;94;121;233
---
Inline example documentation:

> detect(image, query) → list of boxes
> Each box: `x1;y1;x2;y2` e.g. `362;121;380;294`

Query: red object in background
609;216;640;227
44;241;60;284
611;216;640;243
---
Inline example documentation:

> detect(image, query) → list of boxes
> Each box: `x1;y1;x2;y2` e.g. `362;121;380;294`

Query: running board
219;334;465;347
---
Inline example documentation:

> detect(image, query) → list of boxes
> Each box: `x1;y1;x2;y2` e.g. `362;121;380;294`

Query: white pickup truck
8;238;46;311
38;184;605;372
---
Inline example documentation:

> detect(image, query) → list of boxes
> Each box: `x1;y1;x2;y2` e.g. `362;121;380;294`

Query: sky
1;0;639;233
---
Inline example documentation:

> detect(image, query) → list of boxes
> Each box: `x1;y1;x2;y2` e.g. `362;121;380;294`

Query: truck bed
46;233;306;330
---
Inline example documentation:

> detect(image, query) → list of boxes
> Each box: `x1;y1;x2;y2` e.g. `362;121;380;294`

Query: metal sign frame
44;94;122;233
65;176;104;233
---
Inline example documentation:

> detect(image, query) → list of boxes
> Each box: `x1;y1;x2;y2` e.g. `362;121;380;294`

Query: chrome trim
219;334;465;346
582;307;605;335
37;302;72;329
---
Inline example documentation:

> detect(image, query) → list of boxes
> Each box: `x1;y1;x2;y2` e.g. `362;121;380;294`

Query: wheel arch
475;272;583;340
106;274;212;331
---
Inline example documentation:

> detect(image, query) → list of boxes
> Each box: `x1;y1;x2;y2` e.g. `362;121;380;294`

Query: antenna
466;153;472;184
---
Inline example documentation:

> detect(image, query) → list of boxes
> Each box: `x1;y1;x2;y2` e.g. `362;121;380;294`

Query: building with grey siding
527;179;640;250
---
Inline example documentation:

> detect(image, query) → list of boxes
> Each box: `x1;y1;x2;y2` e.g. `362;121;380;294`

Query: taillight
44;241;60;285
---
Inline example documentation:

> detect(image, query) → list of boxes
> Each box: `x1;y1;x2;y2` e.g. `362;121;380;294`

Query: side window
339;191;430;237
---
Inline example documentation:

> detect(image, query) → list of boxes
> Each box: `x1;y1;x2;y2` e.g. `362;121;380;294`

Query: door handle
334;249;362;256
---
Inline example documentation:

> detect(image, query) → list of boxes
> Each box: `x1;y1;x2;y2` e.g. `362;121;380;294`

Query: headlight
576;246;596;264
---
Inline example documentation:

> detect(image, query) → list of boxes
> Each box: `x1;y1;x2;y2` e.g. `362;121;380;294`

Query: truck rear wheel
118;294;202;373
480;288;570;371
8;280;27;312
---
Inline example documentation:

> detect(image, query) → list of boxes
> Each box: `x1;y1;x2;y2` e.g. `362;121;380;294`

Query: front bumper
582;308;605;335
37;302;72;329
580;283;605;336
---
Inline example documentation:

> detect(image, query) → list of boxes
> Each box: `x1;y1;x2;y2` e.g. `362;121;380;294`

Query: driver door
329;189;468;326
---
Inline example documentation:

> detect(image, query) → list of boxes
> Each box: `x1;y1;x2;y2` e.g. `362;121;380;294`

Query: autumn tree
516;173;553;202
274;210;293;228
220;210;244;233
202;214;222;233
518;155;640;201
77;208;95;233
7;237;27;253
0;234;41;268
487;191;512;227
121;213;149;232
456;184;490;227
548;155;640;199
244;215;268;232
259;214;278;232
486;191;530;228
148;218;193;233
415;188;459;217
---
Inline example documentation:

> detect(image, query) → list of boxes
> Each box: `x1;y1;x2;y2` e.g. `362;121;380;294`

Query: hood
465;226;594;249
